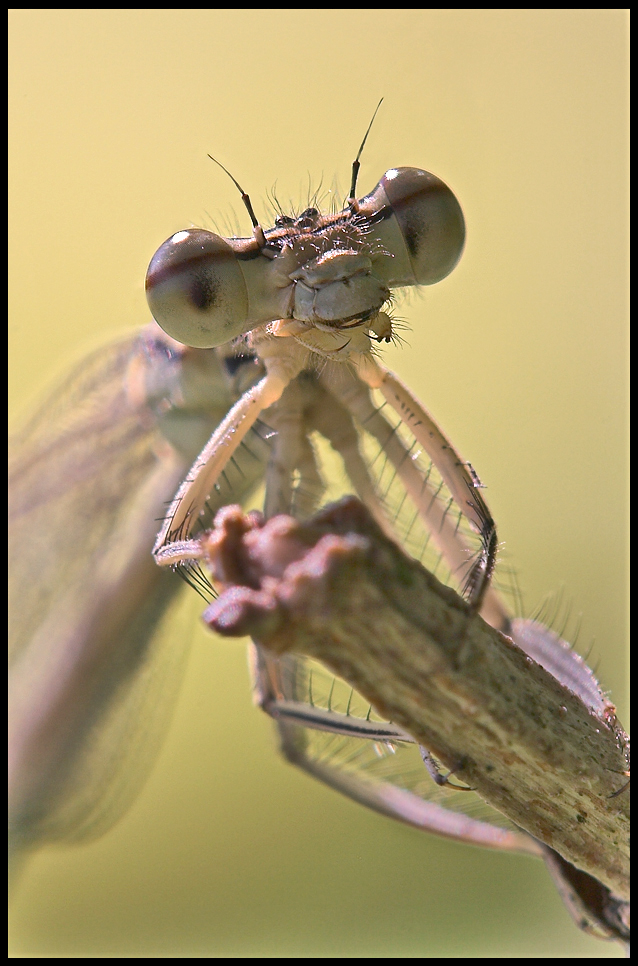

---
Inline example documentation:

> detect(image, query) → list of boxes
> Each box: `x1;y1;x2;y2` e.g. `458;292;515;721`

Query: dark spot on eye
189;273;217;311
275;214;294;227
403;212;428;259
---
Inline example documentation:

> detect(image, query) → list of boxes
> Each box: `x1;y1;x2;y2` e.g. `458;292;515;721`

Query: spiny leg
249;644;539;856
325;366;508;630
371;366;498;612
154;369;294;566
303;377;401;540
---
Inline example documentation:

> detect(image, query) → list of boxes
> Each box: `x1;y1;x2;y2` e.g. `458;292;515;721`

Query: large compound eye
146;229;249;348
359;167;465;287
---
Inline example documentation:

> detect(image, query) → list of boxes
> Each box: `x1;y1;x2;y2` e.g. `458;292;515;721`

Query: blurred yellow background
9;9;628;958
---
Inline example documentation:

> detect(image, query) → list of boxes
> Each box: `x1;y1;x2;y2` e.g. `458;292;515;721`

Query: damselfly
9;109;628;945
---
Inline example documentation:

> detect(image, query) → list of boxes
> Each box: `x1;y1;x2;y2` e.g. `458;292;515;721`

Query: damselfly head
145;167;465;350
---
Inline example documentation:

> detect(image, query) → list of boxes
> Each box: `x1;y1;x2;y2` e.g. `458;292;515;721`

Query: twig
200;497;629;935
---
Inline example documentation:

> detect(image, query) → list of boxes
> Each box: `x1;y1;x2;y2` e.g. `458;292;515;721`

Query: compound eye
145;229;249;348
383;167;465;284
361;167;465;286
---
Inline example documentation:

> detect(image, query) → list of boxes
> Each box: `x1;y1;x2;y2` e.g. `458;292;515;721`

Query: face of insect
145;167;465;350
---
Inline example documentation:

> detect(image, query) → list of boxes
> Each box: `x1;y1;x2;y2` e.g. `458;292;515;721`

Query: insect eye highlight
146;229;250;348
359;167;466;287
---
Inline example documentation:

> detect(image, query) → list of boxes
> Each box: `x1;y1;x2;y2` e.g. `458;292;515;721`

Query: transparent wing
9;324;270;851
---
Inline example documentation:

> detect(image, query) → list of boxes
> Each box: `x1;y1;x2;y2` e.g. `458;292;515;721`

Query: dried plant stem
203;498;629;903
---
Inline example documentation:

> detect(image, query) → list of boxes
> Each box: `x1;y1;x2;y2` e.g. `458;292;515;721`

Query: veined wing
9;324;270;851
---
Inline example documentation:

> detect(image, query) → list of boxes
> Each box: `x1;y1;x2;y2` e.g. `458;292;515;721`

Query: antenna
207;154;267;248
348;97;383;204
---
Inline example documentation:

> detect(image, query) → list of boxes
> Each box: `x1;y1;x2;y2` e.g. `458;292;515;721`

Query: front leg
353;353;499;617
154;337;307;566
